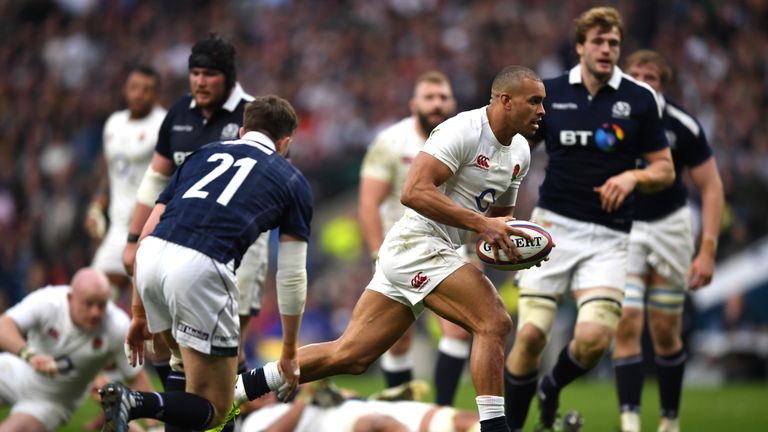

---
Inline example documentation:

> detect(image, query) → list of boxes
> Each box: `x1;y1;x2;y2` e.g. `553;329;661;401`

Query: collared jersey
402;106;531;247
103;106;167;229
5;286;140;401
534;65;669;232
153;131;313;268
156;82;254;168
634;97;712;221
360;117;424;233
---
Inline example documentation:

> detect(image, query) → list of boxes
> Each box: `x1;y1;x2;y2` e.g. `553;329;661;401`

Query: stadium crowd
1;0;767;359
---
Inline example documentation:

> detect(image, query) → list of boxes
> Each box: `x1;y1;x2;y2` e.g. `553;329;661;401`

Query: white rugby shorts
0;353;76;431
517;207;629;295
236;231;270;316
91;226;129;276
368;220;468;317
135;236;240;357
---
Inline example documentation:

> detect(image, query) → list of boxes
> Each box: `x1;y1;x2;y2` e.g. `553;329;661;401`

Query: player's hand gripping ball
475;220;554;271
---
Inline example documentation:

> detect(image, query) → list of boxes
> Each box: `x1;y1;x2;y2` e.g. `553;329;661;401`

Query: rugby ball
475;220;553;271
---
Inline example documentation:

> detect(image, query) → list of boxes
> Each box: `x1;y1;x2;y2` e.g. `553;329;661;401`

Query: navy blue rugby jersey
152;131;313;268
534;65;669;232
156;83;254;168
634;97;712;221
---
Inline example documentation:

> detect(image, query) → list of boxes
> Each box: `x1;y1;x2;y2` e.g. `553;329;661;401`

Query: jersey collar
241;131;277;152
188;82;255;112
568;64;623;90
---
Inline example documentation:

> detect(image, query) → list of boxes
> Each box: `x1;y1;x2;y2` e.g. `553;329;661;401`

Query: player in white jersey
359;71;471;405
241;382;481;432
233;65;546;432
0;268;153;431
86;65;166;294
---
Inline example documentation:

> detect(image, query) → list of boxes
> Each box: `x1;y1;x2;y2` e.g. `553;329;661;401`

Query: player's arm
594;147;675;212
401;152;525;261
0;314;29;359
123;152;173;275
358;176;391;258
0;313;60;375
85;155;110;239
265;399;309;432
275;234;308;399
687;156;724;289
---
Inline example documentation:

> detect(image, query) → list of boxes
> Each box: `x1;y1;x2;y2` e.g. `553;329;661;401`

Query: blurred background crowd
1;0;767;383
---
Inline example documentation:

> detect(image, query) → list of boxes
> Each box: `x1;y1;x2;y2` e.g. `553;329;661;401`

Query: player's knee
615;307;643;343
334;342;377;375
649;318;682;355
573;324;613;365
515;323;548;356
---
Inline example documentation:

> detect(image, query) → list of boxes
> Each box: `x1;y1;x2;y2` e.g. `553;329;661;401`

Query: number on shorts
182;153;257;206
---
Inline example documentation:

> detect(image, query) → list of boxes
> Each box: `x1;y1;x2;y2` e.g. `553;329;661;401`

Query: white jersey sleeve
5;285;63;332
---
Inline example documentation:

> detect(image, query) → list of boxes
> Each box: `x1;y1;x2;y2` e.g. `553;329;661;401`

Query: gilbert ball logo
594;123;624;152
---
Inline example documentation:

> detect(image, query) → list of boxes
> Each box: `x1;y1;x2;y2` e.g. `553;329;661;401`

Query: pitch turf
2;375;766;431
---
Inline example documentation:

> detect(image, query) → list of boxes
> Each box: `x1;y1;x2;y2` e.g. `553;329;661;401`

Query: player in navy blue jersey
121;34;267;397
98;95;312;432
502;7;676;432
612;50;724;432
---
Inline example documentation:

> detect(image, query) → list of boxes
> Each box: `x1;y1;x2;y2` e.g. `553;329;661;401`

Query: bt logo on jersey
559;123;625;152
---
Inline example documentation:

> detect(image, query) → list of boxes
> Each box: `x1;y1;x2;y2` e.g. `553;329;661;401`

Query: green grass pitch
2;375;766;431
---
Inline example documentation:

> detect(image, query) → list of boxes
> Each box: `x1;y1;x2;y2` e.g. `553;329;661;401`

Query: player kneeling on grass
98;95;313;432
0;268;154;432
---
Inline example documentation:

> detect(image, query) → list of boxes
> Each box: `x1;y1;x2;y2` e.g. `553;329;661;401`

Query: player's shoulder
19;285;68;307
105;109;129;128
664;98;703;138
167;94;195;115
439;107;485;135
150;105;168;121
618;72;659;101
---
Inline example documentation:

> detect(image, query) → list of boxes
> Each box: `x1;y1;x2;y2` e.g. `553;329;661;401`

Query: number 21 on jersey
182;153;256;206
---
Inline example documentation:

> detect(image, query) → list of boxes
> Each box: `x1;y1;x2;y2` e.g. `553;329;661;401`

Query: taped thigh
576;290;624;330
647;282;685;314
623;274;647;311
517;292;558;336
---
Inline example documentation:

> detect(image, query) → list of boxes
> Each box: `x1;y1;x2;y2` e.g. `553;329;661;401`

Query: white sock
476;395;505;421
264;361;284;390
438;336;471;358
381;352;412;372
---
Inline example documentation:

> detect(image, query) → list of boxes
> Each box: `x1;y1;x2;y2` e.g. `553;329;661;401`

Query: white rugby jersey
5;286;140;402
360;117;424;233
402;107;531;247
103;106;166;231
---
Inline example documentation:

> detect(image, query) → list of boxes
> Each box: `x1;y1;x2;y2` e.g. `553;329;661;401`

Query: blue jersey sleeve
279;173;313;241
156;167;181;205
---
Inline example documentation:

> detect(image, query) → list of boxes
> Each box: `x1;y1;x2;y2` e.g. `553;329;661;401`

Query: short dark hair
243;95;299;141
573;6;624;45
128;64;160;88
624;49;673;88
491;65;541;96
189;33;237;89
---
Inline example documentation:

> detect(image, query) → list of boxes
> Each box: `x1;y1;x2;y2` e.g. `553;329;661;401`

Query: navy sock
614;355;644;413
151;361;171;390
241;367;271;401
129;391;214;429
539;346;589;426
480;416;510;432
162;372;188;432
434;352;466;405
165;371;186;392
504;368;538;430
383;369;412;388
656;350;686;419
